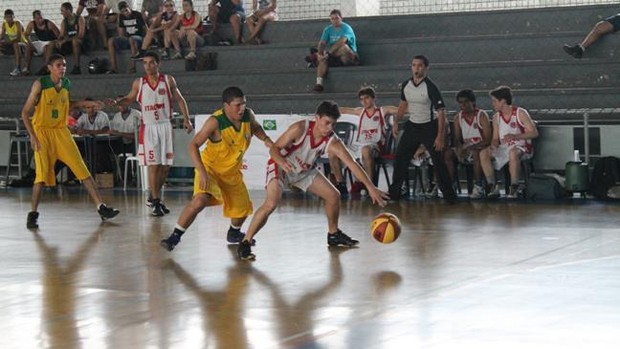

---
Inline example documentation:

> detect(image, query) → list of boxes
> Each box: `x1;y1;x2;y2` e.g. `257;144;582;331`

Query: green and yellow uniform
194;108;253;218
33;76;90;186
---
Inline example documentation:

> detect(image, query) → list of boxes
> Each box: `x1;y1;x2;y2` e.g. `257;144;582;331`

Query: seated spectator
110;95;140;154
245;0;277;45
452;89;491;199
208;0;245;44
563;12;620;59
313;9;359;93
74;100;110;136
24;10;60;76
178;0;204;60
56;2;87;74
328;87;397;195
141;0;164;25
107;1;147;73
479;86;538;199
76;0;109;50
1;9;29;76
134;0;181;59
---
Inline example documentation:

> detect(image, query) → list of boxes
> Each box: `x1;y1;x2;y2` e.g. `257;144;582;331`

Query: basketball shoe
98;204;120;221
563;44;584;59
26;211;39;229
237;240;256;261
146;196;170;214
160;231;182;251
227;227;256;245
327;229;359;247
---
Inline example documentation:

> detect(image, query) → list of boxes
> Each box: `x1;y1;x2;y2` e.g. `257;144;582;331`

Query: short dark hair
144;51;160;63
222;86;244;104
358;87;376;99
4;9;14;16
32;10;42;18
61;2;73;12
47;53;65;66
330;9;342;17
413;55;429;67
183;0;194;8
456;89;476;103
118;1;129;11
490;85;513;105
316;101;341;120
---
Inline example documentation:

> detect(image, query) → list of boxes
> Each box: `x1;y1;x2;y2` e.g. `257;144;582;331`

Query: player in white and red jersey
111;51;193;216
236;101;389;261
328;87;397;195
452;89;491;199
480;86;538;199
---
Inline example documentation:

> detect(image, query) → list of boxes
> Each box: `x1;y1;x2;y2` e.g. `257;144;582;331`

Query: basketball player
111;51;193;216
452;89;491;199
21;53;120;229
237;100;390;261
159;87;274;251
328;86;398;195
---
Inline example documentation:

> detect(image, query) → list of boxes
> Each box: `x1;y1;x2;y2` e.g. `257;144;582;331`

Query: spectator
76;0;109;50
107;1;147;73
245;0;277;45
74;100;110;136
208;0;245;44
1;9;29;76
328;87;397;195
110;95;140;155
452;89;491;199
105;0;134;33
388;55;456;202
563;13;620;59
178;0;204;60
312;9;359;92
141;0;164;25
134;0;181;60
479;86;538;199
24;10;60;76
56;2;87;74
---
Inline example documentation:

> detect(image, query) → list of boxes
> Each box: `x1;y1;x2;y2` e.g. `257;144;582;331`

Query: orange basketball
371;213;401;244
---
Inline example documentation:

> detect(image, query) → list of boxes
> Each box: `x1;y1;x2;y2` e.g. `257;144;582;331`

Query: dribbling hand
369;186;390;207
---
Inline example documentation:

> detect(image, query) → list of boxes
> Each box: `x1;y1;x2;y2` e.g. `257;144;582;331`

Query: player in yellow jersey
160;86;274;251
21;54;120;229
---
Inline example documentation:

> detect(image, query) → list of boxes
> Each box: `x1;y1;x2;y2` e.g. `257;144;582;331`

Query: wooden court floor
1;187;620;348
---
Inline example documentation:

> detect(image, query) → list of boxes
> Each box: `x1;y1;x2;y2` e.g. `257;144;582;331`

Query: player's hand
502;133;517;143
198;170;210;191
29;134;40;152
183;118;194;133
369;186;389;207
279;160;294;173
433;136;444;151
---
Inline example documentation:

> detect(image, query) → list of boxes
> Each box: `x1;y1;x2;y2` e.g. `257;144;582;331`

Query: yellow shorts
193;166;253;218
34;127;91;186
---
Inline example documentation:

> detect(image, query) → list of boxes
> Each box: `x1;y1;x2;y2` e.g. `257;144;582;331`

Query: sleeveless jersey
63;15;79;38
32;76;71;129
137;74;173;125
180;11;202;34
33;19;58;41
497;106;533;153
3;21;28;43
457;108;486;146
202;108;252;173
355;107;385;146
279;120;335;174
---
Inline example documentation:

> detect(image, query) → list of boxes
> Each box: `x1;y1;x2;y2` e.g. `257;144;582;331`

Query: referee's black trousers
389;120;456;201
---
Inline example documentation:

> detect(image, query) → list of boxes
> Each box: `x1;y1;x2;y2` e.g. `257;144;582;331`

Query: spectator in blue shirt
313;9;360;92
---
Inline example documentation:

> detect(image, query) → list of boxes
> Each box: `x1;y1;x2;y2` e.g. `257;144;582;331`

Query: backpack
589;156;620;199
185;52;218;72
527;173;567;200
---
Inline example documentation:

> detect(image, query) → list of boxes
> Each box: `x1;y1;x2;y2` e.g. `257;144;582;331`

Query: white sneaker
21;68;30;76
9;67;21;77
470;184;485;199
424;184;439;199
185;51;196;60
487;184;501;198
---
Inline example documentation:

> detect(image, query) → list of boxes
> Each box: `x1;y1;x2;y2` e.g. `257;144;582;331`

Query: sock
316;77;323;85
174;224;186;236
98;203;105;210
230;224;241;231
578;44;585;51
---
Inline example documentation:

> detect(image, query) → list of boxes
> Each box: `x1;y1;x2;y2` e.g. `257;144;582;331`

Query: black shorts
217;1;245;23
327;52;360;67
605;13;620;32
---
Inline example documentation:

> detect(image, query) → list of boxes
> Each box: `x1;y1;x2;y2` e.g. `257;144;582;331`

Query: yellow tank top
3;21;28;43
33;76;71;129
201;108;252;174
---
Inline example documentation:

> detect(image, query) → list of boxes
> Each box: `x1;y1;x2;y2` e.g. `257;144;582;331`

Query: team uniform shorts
193;164;253;218
265;159;320;192
491;144;532;170
138;122;174;166
33;127;91;186
347;142;380;161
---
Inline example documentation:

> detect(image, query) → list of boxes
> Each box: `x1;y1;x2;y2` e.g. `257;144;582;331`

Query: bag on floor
527;173;567;200
590;156;620;200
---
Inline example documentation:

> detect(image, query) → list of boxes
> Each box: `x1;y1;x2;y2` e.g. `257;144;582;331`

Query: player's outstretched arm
107;78;141;108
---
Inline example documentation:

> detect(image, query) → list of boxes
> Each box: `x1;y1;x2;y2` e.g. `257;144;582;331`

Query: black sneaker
160;202;170;214
227;228;255;245
98;204;120;221
152;200;165;217
335;181;348;196
563;44;583;59
237;240;256;260
160;232;181;251
27;211;39;229
327;229;359;247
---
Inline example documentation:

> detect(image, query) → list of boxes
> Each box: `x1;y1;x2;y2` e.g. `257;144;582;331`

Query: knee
508;148;521;162
594;21;612;34
326;188;341;204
